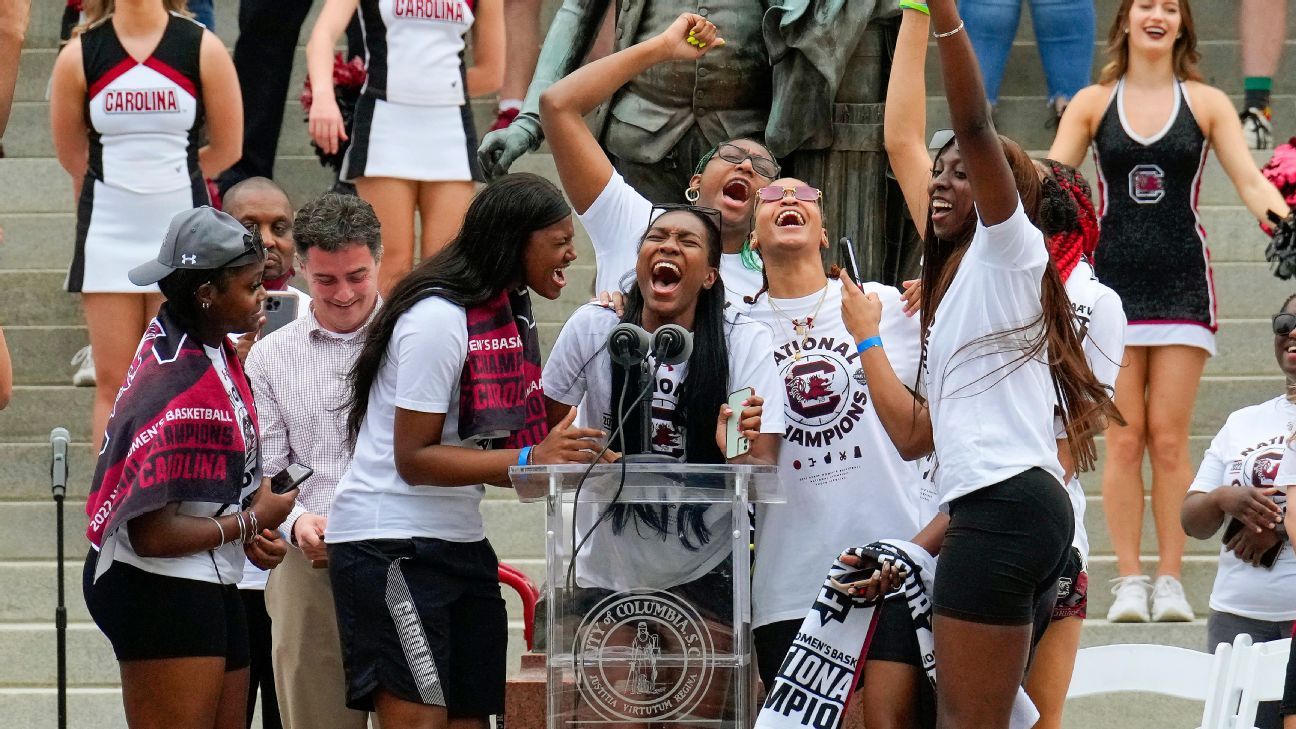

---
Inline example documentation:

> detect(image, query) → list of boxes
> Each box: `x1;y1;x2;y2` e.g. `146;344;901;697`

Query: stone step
1084;495;1224;558
6;326;87;386
1085;555;1217;616
0;688;129;729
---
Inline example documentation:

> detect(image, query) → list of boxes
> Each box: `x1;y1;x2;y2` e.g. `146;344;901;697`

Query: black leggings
933;468;1073;628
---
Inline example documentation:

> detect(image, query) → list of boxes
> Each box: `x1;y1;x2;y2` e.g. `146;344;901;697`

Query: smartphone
262;291;300;336
841;237;861;281
726;387;754;459
270;463;313;495
1222;517;1283;568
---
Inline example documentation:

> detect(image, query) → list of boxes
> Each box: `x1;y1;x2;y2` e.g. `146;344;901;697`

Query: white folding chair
1232;637;1291;729
1067;642;1234;729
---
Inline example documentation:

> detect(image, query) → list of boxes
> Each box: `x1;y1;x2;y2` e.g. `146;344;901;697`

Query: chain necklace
768;284;829;360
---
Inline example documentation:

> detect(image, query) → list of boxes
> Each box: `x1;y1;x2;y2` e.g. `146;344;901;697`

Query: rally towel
85;304;258;547
755;540;1039;729
457;288;548;448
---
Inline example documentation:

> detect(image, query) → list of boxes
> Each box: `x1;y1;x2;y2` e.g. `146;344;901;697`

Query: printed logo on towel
761;630;856;729
102;88;180;114
774;337;868;452
575;591;714;721
1127;164;1166;204
393;0;466;21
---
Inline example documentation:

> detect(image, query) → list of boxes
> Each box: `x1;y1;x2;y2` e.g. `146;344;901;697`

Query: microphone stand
49;427;69;729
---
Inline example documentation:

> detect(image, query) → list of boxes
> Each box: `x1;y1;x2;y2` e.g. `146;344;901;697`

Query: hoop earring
685;187;701;203
201;301;211;310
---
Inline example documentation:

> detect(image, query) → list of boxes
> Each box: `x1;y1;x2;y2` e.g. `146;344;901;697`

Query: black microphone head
652;324;693;366
608;323;652;367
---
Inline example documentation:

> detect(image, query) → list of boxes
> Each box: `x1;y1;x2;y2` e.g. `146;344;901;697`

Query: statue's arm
477;0;613;178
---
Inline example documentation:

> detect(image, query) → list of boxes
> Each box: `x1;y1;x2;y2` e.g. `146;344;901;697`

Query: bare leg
1144;345;1208;579
0;0;30;140
1101;346;1149;577
1023;617;1083;729
120;656;228;729
933;615;1032;729
355;177;419;297
860;660;923;729
499;0;542;104
373;688;449;729
215;668;251;729
416;180;475;261
82;292;163;451
1241;0;1287;79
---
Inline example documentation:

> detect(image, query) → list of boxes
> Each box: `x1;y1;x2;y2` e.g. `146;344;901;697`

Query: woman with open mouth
326;174;608;729
739;177;929;701
541;205;784;647
834;0;1117;727
539;12;780;309
1049;0;1293;625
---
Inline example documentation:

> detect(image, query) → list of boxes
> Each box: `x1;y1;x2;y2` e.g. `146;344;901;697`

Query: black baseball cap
129;206;263;286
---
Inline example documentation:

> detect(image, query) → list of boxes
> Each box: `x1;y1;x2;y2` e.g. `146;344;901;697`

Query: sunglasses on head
715;143;781;178
1274;312;1296;336
757;185;822;204
651;203;723;233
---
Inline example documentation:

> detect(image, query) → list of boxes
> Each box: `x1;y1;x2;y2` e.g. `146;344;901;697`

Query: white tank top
357;0;475;106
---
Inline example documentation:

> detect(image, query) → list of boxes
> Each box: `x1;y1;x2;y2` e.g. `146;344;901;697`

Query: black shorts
753;619;801;691
328;538;507;717
82;547;250;669
934;468;1074;626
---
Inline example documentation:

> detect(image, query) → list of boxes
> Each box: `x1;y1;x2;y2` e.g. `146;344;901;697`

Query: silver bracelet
933;19;964;38
207;516;226;546
236;511;247;544
247;510;260;543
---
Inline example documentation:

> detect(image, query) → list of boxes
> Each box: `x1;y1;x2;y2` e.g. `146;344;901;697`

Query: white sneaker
1151;575;1195;622
1106;575;1151;623
71;345;95;387
1241;107;1273;150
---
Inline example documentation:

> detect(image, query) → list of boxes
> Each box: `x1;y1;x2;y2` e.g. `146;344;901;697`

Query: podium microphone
607;323;651;367
50;427;69;501
651;324;692;366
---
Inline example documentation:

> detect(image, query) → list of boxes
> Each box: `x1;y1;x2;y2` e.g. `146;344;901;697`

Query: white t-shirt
1062;260;1126;563
579;171;765;311
542;303;786;591
924;202;1064;504
326;296;486;544
746;280;925;628
97;346;261;585
1189;396;1296;621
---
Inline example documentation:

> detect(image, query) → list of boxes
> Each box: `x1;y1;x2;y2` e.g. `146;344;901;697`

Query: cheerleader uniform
1091;78;1216;355
71;13;210;294
343;0;483;183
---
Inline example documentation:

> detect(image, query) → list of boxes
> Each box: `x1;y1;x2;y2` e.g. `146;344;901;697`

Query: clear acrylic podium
510;463;784;728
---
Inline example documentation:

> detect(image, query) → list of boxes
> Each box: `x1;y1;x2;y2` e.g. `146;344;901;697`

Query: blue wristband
518;446;533;466
857;336;883;353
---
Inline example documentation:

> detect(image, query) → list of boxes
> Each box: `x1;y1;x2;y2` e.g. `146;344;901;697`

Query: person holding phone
82;207;298;729
740;178;927;693
328;174;602;729
245;191;384;729
1180;293;1296;729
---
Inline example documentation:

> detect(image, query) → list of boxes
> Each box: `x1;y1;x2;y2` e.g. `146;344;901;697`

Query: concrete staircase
1;0;1292;726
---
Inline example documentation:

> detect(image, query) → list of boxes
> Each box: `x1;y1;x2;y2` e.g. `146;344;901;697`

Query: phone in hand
270;463;313;495
725;387;754;459
1222;517;1283;568
263;291;300;336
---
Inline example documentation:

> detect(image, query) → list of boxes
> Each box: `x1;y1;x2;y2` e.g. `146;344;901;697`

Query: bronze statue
480;0;917;284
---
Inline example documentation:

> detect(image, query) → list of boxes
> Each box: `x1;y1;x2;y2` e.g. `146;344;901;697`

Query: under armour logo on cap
181;254;197;264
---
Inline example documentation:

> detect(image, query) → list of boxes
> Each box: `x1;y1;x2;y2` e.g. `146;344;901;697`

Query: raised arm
1199;85;1291;224
539;13;721;213
884;3;934;227
929;0;1019;226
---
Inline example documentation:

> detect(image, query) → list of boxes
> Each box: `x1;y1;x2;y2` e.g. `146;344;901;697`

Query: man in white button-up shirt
245;192;383;729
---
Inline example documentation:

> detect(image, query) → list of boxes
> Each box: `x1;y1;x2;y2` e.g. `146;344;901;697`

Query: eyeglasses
1274;312;1296;336
650;203;723;234
757;185;822;204
715;143;781;178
